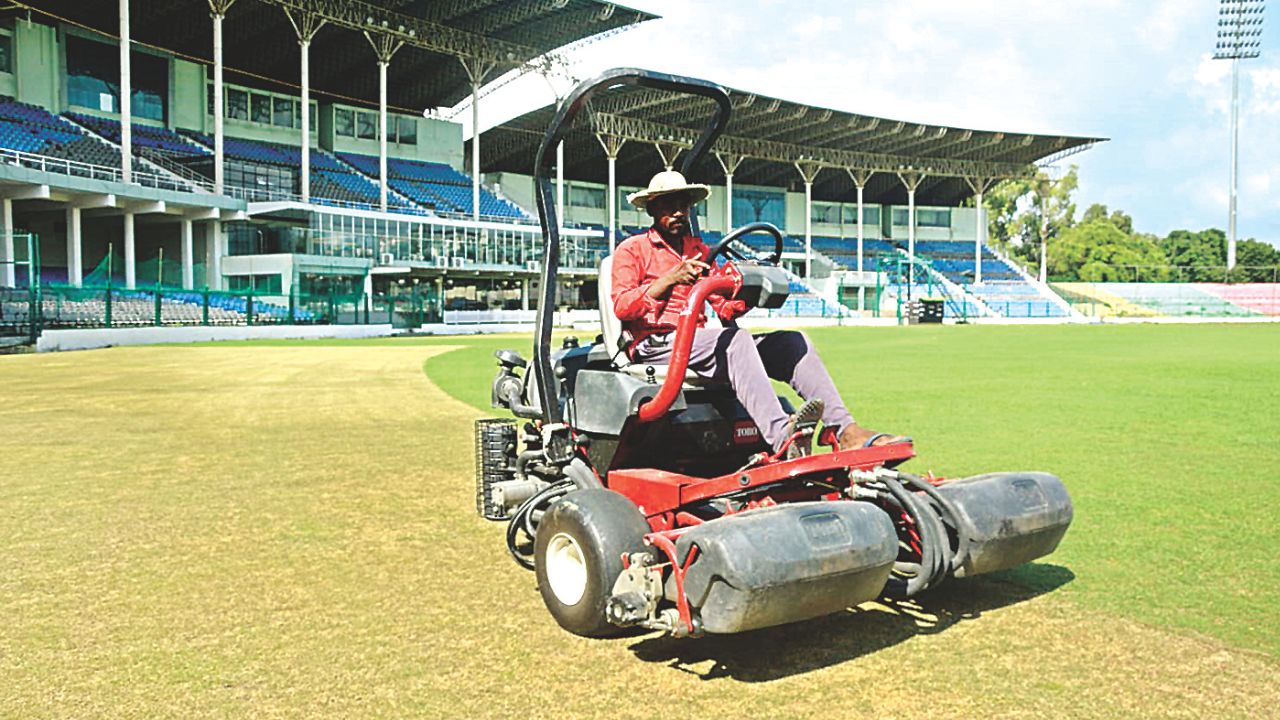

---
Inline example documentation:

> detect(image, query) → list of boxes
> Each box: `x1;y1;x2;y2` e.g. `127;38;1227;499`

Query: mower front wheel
534;488;650;637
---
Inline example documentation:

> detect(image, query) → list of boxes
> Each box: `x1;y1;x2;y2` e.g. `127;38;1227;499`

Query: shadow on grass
625;563;1075;682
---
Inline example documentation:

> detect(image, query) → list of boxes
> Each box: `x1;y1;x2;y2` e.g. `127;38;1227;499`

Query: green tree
984;165;1079;269
1160;229;1226;281
1050;220;1169;282
1235;239;1280;282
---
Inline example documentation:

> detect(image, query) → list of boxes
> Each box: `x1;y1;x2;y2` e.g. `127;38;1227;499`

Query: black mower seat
598;255;719;387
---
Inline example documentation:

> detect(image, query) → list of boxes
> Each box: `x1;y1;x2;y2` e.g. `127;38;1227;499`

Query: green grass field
2;324;1278;718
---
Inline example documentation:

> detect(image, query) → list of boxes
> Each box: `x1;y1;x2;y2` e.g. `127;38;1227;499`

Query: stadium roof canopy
478;82;1106;206
8;0;658;112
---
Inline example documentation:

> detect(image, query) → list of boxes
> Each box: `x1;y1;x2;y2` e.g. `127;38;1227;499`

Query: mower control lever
635;271;740;423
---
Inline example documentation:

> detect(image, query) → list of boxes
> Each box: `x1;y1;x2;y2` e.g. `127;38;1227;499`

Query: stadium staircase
980;244;1080;319
895;247;995;318
61;113;214;194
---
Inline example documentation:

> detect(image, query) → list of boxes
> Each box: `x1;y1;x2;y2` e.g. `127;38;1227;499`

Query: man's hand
648;257;709;298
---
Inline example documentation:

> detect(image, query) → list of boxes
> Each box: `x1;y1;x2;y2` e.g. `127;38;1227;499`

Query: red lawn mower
475;69;1072;638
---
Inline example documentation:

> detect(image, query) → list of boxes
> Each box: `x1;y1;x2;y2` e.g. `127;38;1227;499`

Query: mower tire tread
534;488;650;638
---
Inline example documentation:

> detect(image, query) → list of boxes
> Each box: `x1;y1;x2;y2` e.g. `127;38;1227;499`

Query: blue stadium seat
337;151;531;219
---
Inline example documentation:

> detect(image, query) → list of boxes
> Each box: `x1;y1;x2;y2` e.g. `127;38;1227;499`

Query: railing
0;147;543;224
0;146;197;194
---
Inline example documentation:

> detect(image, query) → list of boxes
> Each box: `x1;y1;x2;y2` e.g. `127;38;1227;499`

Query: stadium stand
1197;283;1280;316
0;96;123;168
1083;283;1257;317
337;152;529;218
66;113;211;158
180;132;405;208
968;281;1069;318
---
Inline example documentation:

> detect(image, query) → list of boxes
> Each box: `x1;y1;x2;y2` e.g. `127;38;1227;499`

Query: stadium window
310;103;317;130
0;33;12;74
273;97;292;128
335;107;355;137
227;88;248;121
892;208;908;226
917;208;951;228
250;93;271;124
844;205;880;226
397;116;417;145
733;188;785;229
569;185;605;209
356;110;377;140
811;202;840;225
65;35;167;121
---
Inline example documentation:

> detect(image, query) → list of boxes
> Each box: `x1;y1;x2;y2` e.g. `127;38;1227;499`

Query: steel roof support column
66;207;82;288
897;171;925;286
119;0;132;184
715;153;744;234
460;57;495;223
284;9;326;205
123;212;135;289
847;168;873;314
365;32;405;213
965;176;994;285
208;1;236;195
181;218;194;290
595;133;626;250
1;198;13;287
795;161;822;282
653;142;682;172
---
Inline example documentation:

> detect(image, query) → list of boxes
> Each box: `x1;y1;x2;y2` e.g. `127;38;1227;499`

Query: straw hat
626;170;711;209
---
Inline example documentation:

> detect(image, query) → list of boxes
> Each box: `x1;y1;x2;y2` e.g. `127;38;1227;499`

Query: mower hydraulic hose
879;476;950;598
637;274;738;423
899;472;972;572
507;479;574;570
562;457;603;490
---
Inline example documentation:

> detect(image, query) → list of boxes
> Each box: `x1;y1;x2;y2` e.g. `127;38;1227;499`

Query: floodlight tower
1214;0;1266;271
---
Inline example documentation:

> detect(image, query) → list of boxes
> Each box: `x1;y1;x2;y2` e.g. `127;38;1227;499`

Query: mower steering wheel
707;222;785;266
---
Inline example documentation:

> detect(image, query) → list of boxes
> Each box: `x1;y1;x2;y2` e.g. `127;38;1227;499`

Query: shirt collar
646;227;700;251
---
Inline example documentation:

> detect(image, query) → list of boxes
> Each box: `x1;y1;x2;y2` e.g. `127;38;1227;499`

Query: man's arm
611;243;663;321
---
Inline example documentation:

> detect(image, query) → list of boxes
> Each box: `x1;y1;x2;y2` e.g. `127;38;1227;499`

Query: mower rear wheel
534;488;650;637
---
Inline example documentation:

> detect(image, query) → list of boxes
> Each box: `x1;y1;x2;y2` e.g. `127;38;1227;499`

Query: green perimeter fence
2;283;443;340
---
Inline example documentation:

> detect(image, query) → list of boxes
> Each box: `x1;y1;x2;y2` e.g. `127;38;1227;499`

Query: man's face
647;192;692;237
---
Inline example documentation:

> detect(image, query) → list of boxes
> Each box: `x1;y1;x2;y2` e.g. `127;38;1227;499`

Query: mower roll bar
530;68;733;422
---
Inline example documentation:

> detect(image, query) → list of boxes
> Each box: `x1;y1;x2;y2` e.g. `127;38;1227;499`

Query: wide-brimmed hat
626;170;711;209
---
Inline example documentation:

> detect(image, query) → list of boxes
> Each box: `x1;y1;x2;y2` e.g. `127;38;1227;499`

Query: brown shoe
783;398;824;460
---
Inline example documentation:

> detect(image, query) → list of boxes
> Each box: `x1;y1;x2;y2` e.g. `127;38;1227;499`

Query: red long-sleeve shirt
610;228;748;352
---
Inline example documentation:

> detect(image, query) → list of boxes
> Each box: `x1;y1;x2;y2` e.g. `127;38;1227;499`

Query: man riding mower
473;68;1073;639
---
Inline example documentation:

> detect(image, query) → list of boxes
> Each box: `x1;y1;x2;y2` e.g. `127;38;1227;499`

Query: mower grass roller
473;68;1073;638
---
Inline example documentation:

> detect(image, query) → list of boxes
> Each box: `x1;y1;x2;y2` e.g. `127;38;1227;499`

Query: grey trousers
632;328;855;451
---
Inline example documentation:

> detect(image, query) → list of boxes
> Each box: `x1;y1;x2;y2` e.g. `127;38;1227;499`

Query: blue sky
460;1;1278;244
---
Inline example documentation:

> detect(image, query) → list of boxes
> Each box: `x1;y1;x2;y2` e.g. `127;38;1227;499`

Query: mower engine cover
674;501;897;634
935;472;1073;578
734;264;790;310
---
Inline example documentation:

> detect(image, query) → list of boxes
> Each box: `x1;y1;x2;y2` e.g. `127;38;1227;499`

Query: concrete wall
325;107;464;168
37;323;398;352
171;58;205;131
14;20;61;111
